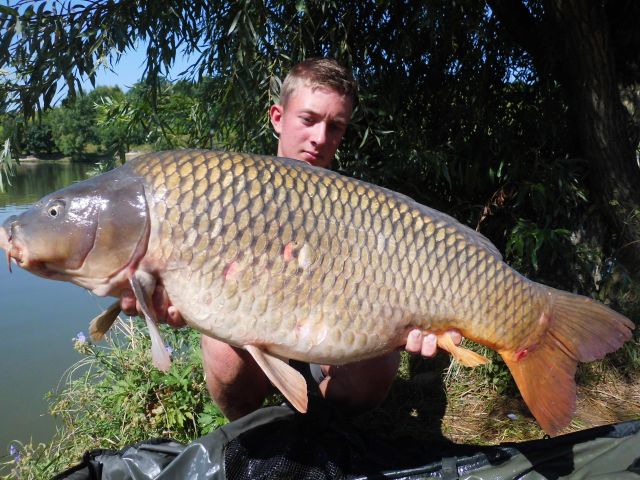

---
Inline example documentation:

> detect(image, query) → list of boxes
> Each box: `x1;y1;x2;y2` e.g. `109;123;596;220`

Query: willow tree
489;0;640;277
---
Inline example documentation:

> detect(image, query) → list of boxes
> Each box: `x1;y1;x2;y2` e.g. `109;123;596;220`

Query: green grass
1;318;226;479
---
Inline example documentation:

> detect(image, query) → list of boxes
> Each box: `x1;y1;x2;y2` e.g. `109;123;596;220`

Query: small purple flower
165;345;174;356
9;444;20;463
75;332;87;344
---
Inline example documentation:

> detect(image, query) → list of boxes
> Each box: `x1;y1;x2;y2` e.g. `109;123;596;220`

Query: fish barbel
0;149;634;435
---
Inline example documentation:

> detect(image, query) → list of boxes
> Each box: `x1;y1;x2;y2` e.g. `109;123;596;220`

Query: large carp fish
0;149;634;434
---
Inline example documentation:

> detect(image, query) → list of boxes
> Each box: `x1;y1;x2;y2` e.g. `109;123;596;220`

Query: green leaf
358;126;369;148
228;10;242;35
0;5;19;17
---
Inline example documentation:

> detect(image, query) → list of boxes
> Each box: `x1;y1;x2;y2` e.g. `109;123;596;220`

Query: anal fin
437;334;489;367
500;338;576;436
245;345;308;414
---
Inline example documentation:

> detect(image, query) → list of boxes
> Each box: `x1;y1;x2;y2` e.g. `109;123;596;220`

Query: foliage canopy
0;1;638;306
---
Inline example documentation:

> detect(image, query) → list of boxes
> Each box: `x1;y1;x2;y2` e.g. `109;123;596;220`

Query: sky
81;48;147;91
80;44;198;92
3;0;197;92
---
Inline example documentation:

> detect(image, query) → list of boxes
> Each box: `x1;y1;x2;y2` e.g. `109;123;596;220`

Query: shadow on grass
346;352;456;466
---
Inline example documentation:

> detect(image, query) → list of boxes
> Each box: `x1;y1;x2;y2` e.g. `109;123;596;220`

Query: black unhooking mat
54;399;640;480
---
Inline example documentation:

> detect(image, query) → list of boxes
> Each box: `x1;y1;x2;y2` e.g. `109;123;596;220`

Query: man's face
270;84;353;168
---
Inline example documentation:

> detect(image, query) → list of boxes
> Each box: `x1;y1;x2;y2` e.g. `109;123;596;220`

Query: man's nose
310;123;327;146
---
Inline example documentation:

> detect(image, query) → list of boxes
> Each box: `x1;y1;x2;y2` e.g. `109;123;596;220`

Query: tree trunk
489;0;640;276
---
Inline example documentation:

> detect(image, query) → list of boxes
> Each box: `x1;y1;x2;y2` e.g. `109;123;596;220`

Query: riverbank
18;150;148;164
2;319;638;478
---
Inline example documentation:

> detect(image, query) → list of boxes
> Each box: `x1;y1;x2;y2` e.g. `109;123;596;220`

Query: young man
199;58;461;419
121;58;461;420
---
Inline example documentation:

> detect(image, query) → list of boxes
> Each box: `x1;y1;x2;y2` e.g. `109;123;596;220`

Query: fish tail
500;288;634;435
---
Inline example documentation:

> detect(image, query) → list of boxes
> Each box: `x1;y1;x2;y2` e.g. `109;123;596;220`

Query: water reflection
0;160;93;208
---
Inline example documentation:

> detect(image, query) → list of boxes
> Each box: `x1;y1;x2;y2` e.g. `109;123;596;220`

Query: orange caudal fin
500;288;634;435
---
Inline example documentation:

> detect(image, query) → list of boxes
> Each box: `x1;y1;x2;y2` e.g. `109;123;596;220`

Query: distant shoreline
18;151;146;164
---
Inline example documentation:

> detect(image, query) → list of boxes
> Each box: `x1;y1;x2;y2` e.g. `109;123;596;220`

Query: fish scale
1;149;633;435
131;150;542;359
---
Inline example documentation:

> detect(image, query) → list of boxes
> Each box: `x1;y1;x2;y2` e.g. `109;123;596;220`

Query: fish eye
47;200;65;218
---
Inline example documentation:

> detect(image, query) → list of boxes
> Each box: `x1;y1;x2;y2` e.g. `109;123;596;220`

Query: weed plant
1;317;226;479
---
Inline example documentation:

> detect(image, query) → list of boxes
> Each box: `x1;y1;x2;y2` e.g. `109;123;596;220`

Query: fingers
421;333;438;357
166;305;186;328
446;329;463;346
404;328;464;358
153;286;186;327
405;330;423;354
151;287;169;323
120;289;138;316
405;329;438;358
118;285;186;328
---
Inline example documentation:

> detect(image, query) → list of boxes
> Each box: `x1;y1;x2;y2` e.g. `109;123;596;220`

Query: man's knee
200;336;271;420
201;336;243;385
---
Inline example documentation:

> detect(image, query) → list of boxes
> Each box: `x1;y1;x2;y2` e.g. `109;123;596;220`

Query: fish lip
7;243;24;268
6;243;51;276
1;230;36;273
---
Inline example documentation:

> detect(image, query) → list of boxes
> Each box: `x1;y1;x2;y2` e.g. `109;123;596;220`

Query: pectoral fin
245;345;308;414
89;301;121;341
130;271;171;372
437;334;489;367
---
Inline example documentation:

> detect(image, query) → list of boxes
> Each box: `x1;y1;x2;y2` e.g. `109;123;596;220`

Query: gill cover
3;168;149;288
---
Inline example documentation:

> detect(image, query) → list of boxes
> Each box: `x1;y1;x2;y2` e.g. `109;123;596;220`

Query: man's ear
269;104;283;134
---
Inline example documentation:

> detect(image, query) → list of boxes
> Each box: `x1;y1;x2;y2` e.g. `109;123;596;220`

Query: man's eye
329;123;346;133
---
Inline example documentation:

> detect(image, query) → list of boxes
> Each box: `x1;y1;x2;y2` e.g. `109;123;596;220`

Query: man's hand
120;285;186;328
404;329;462;357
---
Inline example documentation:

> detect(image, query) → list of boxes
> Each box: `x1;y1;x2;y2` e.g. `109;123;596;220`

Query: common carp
0;149;634;435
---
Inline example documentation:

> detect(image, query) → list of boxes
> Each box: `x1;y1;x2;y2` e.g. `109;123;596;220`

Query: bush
24;120;55;155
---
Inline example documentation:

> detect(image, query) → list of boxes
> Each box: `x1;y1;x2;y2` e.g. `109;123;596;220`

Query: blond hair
279;58;358;107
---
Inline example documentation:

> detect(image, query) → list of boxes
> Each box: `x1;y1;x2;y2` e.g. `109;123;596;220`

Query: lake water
0;160;111;456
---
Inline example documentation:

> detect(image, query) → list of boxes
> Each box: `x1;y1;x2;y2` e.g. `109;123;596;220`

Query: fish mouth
5;242;24;273
0;226;14;272
5;241;51;276
1;219;27;272
0;224;33;273
0;225;7;250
